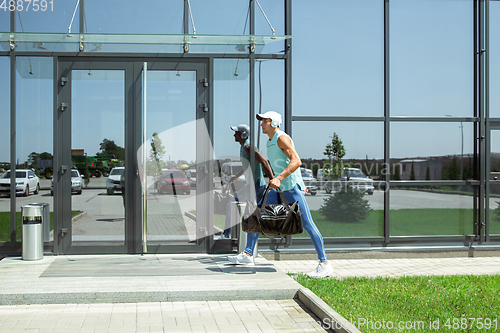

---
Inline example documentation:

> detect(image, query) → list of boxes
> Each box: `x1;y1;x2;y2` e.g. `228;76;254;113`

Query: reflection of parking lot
305;190;495;211
3;182;492;216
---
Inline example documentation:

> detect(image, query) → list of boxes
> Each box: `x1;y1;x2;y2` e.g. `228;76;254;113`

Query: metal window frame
3;0;500;252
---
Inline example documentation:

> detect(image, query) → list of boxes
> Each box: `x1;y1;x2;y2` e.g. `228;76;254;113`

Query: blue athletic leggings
244;184;327;262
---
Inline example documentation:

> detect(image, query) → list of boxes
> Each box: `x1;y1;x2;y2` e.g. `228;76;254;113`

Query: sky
0;0;499;166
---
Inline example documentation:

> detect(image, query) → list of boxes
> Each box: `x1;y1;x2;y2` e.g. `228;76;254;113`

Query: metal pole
10;5;16;243
142;62;148;253
183;0;189;34
79;0;85;33
383;0;390;244
460;121;463;180
484;0;490;242
479;0;486;242
285;0;292;136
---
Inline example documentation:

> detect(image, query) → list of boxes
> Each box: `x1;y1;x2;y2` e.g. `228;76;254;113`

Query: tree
97;138;125;160
323;132;351;180
410;162;415;180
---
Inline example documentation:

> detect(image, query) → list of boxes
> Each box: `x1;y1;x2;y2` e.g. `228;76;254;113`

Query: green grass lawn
291;209;500;238
295;274;500;333
0;211;82;242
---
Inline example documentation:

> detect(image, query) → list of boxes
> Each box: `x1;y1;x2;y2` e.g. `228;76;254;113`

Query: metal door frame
54;57;211;255
485;121;500;242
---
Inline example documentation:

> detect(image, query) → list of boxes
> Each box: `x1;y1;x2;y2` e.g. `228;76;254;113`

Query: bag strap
260;184;274;207
274;188;290;207
230;181;239;202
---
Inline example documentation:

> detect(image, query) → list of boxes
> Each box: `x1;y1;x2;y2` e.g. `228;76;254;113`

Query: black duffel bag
242;185;303;237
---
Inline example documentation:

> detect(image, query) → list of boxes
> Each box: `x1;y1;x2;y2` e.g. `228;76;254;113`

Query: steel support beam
383;0;390;244
285;0;292;135
9;3;16;243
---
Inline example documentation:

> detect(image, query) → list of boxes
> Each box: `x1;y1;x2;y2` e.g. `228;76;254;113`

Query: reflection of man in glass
218;124;274;239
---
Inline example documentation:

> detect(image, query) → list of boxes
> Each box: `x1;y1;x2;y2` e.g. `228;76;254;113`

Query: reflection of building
399;159;442;180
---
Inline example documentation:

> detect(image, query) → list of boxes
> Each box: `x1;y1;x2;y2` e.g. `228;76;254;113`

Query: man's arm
244;145;274;180
269;136;301;189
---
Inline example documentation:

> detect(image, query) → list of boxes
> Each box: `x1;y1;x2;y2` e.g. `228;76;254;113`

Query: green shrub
319;187;372;223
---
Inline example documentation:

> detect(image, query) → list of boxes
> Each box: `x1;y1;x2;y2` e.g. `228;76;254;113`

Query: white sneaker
227;252;255;266
216;234;230;240
307;262;333;278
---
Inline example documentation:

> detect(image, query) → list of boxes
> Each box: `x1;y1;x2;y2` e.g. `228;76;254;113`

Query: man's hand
269;177;281;189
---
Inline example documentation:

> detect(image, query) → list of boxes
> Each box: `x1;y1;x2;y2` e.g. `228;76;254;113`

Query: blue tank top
241;139;266;187
266;130;305;191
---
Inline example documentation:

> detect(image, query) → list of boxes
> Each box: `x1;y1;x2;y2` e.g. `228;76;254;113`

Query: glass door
140;61;211;253
55;60;132;254
54;59;211;254
487;128;500;238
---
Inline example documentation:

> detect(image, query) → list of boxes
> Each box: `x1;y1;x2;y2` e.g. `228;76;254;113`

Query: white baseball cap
256;111;282;126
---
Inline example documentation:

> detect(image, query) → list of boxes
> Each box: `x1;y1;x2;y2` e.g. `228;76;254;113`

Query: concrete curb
296;287;361;333
71;211;87;222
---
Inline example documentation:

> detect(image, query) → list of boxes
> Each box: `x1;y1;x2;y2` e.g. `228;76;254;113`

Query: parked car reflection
155;169;191;195
51;169;83;195
0;169;40;197
107;167;125;195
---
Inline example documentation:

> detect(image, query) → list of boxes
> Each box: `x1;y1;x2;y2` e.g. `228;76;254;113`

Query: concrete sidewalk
0;254;499;333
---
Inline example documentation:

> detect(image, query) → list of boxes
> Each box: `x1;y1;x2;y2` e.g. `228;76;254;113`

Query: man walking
227;112;333;278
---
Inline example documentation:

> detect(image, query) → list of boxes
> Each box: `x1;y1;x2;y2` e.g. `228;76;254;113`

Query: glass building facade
0;0;499;255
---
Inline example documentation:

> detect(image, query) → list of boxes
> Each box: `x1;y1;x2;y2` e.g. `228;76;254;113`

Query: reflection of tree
320;133;371;222
319;187;372;223
97;139;125;160
323;132;351;180
27;151;53;169
148;132;166;177
442;156;460;180
392;164;401;180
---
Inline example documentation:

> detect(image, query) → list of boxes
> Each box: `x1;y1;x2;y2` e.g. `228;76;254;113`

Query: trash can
21;204;44;261
30;203;50;242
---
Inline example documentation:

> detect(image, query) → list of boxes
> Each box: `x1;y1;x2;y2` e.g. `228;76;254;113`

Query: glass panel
84;0;180;34
254;0;285;55
189;0;250;35
0;57;9;242
253;60;284;135
490;130;500;236
292;0;384;117
10;1;78;33
391;0;473;117
15;57;52;242
292;121;384;238
391;122;474;180
491;1;500;118
390;185;476;236
213;59;251;238
0;9;8;31
71;70;125;245
0;32;290;54
145;70;197;245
